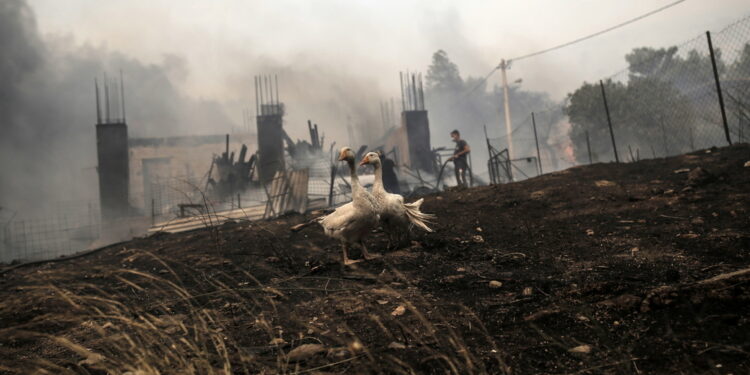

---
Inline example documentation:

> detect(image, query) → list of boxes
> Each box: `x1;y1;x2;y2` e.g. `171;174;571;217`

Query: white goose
318;147;380;265
359;152;434;246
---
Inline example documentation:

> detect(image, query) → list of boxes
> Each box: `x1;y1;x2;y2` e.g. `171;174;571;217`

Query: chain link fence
487;16;750;179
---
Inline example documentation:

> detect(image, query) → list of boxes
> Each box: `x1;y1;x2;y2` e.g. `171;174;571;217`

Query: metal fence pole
599;80;620;163
531;112;543;174
328;165;336;207
706;31;732;145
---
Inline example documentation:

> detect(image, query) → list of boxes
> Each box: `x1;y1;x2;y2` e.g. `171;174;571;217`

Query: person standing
378;150;401;194
448;130;470;187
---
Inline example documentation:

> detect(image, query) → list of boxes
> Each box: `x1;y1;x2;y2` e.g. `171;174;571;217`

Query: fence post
706;31;732;145
237;193;241;209
599;80;620;163
151;198;155;226
531;112;543;174
585;130;593;164
483;125;495;185
328;165;336;207
660;121;669;156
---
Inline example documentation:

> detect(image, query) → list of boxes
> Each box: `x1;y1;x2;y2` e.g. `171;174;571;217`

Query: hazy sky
28;0;750;105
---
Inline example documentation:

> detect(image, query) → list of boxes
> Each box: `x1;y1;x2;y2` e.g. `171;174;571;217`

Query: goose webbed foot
360;242;381;260
341;243;362;266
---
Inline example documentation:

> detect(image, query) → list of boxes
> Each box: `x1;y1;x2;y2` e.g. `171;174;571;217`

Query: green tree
724;43;750;142
426;50;463;92
565;44;726;163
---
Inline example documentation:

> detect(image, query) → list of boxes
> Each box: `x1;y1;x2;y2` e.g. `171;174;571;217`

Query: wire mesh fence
1;202;101;263
487;15;750;178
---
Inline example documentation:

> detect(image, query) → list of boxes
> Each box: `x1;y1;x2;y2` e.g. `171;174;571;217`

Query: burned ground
1;144;749;374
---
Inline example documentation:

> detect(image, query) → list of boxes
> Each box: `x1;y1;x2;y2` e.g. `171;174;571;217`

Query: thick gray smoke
0;0;235;212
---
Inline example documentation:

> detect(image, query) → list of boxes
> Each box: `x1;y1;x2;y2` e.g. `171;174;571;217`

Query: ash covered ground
1;144;749;374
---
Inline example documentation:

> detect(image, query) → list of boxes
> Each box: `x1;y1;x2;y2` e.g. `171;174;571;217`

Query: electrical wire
509;0;687;63
464;0;688;96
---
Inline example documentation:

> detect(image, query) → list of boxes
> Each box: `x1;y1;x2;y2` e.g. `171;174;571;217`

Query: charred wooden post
210;135;256;199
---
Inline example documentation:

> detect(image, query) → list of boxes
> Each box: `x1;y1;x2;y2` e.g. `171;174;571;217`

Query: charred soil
1;144;749;374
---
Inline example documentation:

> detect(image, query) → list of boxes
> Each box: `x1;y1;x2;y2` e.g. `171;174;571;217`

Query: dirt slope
1;144;749;374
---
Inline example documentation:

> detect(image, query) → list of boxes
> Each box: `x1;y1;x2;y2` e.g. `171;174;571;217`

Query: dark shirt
381;158;401;194
454;139;469;162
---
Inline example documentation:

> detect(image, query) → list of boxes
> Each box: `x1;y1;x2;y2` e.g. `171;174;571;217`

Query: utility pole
500;59;514;166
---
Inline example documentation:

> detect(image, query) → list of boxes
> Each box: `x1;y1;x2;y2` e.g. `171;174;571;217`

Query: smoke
0;0;235;212
220;54;388;151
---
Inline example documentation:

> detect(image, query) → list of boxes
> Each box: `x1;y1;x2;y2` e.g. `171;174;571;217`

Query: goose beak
358;156;369;166
337;151;347;161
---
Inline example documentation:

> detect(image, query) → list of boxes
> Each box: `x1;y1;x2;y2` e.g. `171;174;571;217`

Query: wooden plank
149;205;265;233
291;169;307;213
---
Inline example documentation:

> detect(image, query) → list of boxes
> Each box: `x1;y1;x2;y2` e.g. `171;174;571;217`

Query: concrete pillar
96;122;130;221
256;113;285;184
403;110;434;173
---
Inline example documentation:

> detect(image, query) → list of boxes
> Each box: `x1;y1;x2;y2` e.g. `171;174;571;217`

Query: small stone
744;161;750;168
673;168;690;174
522;287;533;296
391;305;406;316
664;189;676;195
287;344;326;362
630;247;639;256
349;340;364;351
472;235;484;243
568;344;592;354
377;300;389;305
476;227;483;232
691;217;705;225
595;180;616;187
269;337;286;345
456;267;466;272
489;280;503;289
530;190;546;199
585;229;595;236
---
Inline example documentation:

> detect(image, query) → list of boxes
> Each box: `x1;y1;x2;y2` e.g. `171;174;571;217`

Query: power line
465;0;687;96
510;0;687;63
